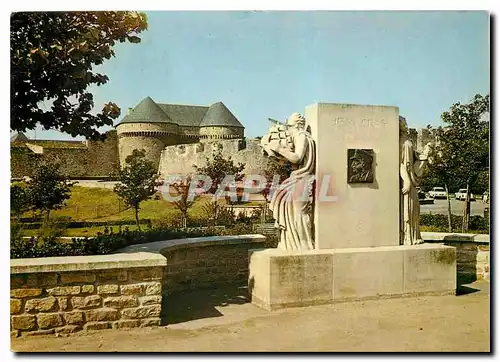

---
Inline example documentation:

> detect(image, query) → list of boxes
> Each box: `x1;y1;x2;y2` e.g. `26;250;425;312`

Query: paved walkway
11;281;490;352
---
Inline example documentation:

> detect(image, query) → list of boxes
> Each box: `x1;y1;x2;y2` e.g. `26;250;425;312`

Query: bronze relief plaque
347;149;374;183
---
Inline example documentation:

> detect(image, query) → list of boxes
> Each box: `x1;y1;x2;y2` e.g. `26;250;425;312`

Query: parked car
455;189;476;201
416;187;426;200
429;187;447;199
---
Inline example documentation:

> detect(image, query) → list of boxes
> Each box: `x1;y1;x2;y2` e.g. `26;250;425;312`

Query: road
421;198;489;217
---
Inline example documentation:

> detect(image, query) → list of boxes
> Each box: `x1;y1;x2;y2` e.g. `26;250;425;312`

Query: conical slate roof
10;132;29;143
119;97;174;124
200;102;244;128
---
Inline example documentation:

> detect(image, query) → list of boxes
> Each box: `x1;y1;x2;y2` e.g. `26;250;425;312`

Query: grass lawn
19;186;266;237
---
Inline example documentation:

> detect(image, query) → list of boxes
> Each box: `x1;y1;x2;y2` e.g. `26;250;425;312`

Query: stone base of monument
248;244;456;311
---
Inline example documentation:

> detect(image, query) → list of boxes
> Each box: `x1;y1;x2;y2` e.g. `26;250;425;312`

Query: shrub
10;223;270;259
419;213;489;233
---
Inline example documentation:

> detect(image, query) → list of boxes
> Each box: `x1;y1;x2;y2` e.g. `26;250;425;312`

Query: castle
11;97;436;180
116;97;247;169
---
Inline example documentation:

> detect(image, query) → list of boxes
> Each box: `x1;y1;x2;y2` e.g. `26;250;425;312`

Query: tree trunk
462;183;470;232
445;184;452;232
182;212;187;229
45;209;51;226
135;207;141;232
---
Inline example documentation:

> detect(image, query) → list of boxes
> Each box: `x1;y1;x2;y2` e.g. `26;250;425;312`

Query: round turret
199;102;244;140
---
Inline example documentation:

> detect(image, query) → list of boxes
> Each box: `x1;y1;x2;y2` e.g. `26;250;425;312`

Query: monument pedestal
248;244;456;311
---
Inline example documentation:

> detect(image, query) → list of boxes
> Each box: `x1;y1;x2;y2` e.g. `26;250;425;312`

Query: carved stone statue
261;113;316;251
399;117;432;245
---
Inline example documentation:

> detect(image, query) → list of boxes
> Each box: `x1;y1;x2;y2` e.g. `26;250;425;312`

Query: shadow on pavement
161;284;250;325
456;284;481;296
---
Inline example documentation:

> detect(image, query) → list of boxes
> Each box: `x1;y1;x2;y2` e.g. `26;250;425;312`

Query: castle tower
199;102;244;140
116;97;180;170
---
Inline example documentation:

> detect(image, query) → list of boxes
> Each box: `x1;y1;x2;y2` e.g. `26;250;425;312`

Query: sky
23;10;490;140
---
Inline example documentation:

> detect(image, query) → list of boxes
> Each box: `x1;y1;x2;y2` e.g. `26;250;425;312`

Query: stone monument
399;116;433;246
260;113;316;251
249;103;456;311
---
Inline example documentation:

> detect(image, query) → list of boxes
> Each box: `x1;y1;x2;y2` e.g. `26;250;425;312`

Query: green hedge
20;219;152;230
419;213;489;233
10;223;262;259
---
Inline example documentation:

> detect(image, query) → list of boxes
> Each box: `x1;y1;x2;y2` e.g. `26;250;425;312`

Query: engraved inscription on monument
347;149;374;183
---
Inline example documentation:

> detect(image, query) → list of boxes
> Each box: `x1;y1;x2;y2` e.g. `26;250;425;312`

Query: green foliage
11;11;147;139
10;224;264;259
194;149;245;193
261;157;293;200
26;161;75;223
425;94;489;193
114;149;162;230
200;200;236;227
10;183;30;218
419;213;489;233
168;176;197;228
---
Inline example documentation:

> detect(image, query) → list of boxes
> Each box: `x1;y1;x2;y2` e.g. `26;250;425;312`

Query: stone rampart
158;138;270;177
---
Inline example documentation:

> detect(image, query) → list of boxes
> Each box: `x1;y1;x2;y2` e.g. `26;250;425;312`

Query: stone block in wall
10;299;22;315
11;288;43;299
57;297;70;311
60;272;96;284
85;308;120;322
25;296;58;313
103;296;139;309
64;311;85;325
139;295;162;306
25;329;55;337
81;285;95;294
140;318;161;327
71;295;102;309
121;305;162;319
26;273;58;287
112;320;141;329
96;270;128;283
144;281;162;295
120;284;144;295
84;322;110;331
11;315;37;331
47;286;81;296
55;325;82;335
37;313;64;329
128;267;163;282
97;284;119;294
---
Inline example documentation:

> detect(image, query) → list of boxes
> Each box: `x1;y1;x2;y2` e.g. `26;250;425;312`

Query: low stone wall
10;253;166;337
422;232;489;283
117;234;266;294
11;235;265;337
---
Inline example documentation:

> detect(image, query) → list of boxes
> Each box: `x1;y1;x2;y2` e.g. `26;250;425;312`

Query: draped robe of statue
400;139;427;245
269;130;316;251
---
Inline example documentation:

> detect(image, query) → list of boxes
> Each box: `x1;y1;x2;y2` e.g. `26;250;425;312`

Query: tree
194;149;245;226
261;157;293;200
11;11;147;139
26;161;75;224
425;94;489;231
169;176;197;228
194;149;245;194
10;183;31;219
114;149;161;231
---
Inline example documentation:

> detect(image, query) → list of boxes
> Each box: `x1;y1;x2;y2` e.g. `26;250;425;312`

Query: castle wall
10;131;120;179
199;126;244;139
158;138;271;179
